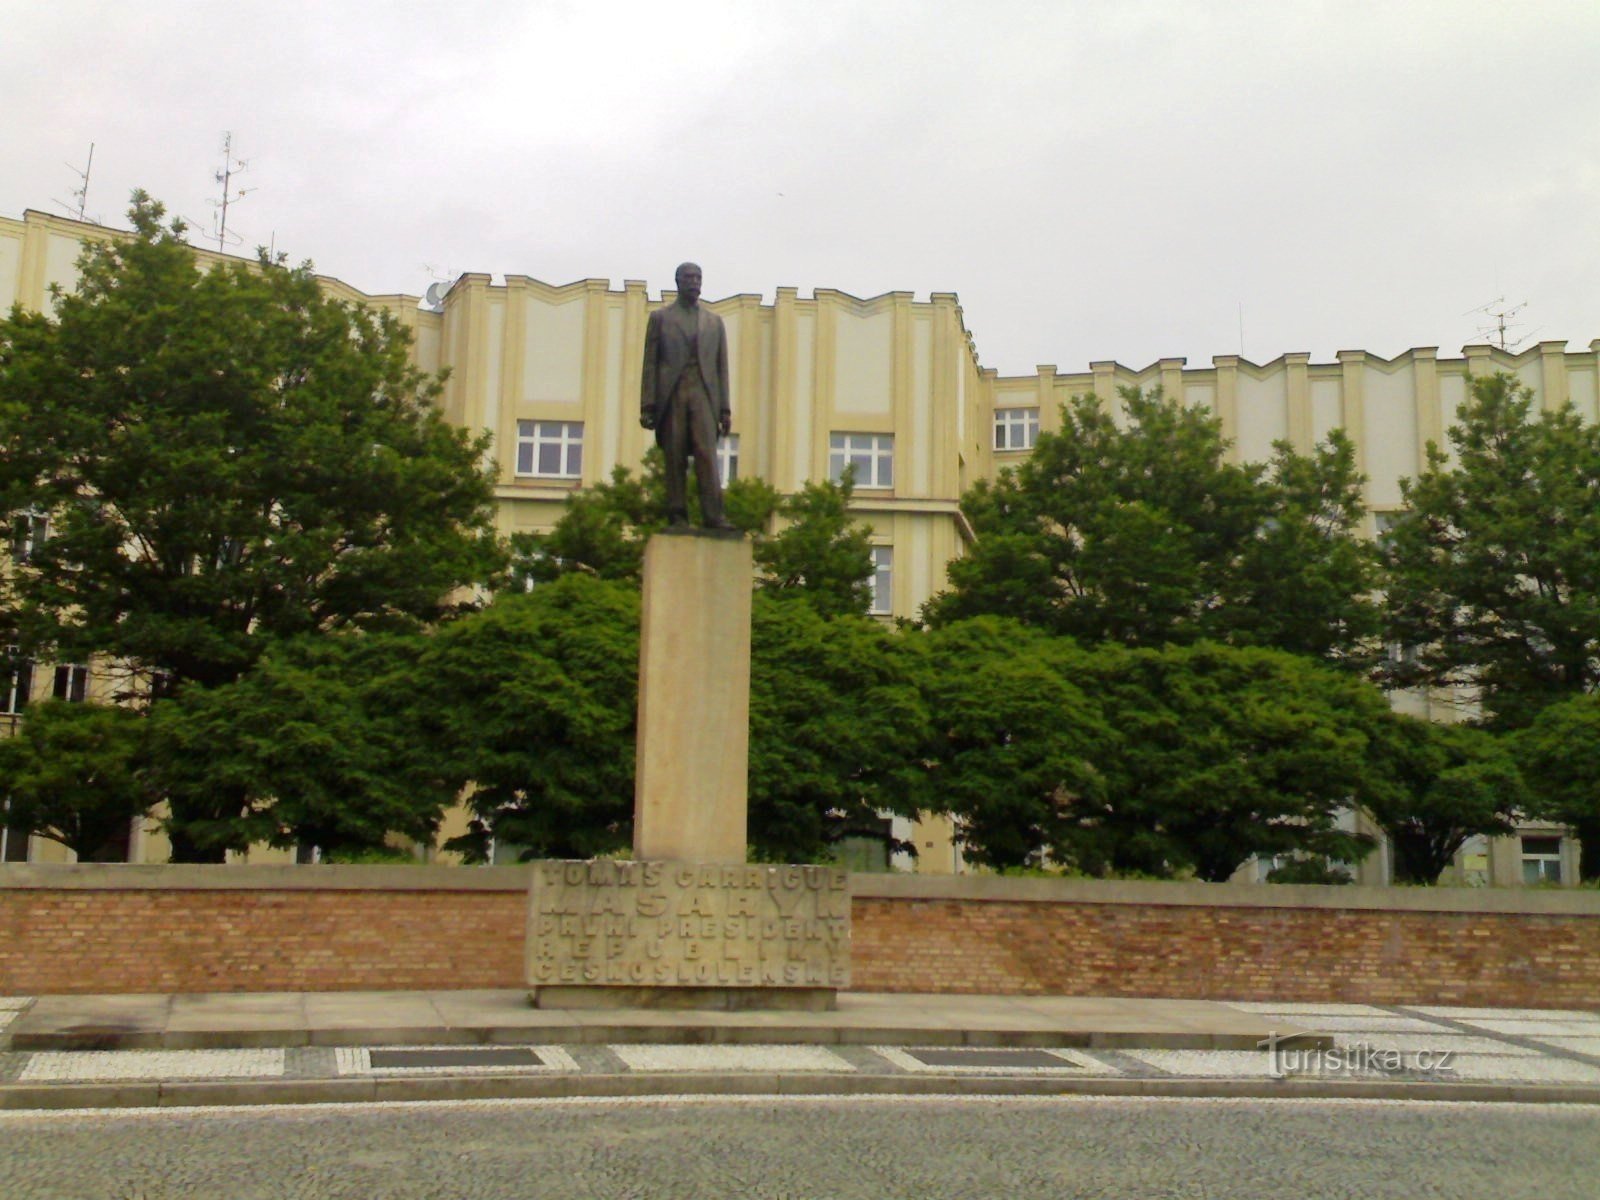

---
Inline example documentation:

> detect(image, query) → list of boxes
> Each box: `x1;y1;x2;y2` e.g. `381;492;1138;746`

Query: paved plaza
2;993;1599;1107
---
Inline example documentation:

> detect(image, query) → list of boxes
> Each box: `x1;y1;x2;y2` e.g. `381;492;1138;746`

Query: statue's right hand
640;412;656;430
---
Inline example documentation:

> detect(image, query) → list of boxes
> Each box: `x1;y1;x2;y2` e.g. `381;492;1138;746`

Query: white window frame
717;434;740;487
3;649;33;715
994;407;1039;451
829;433;894;490
515;420;584;480
870;545;893;616
10;509;48;564
53;663;89;704
1520;835;1564;885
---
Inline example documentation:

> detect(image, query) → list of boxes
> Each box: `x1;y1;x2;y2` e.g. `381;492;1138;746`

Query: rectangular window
828;433;893;489
53;664;89;704
1521;836;1564;885
870;546;893;615
9;510;48;564
717;434;740;487
994;407;1040;451
515;421;584;479
2;650;32;715
0;803;28;863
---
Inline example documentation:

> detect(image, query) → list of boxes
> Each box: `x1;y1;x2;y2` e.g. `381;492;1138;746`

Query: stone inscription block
527;860;850;990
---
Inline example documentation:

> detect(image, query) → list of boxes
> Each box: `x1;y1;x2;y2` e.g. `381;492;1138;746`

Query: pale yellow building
4;208;1597;883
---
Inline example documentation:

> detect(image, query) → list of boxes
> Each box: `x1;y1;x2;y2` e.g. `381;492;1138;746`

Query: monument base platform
526;859;851;1011
529;985;837;1012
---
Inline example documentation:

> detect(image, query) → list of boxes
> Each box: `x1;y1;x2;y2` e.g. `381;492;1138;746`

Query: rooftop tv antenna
208;132;253;251
1465;296;1535;351
52;142;95;222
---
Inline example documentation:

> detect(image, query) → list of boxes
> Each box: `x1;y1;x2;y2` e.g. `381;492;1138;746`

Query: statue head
674;262;702;306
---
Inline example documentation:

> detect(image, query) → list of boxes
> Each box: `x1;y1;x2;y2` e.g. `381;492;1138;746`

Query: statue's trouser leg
668;372;725;524
660;383;691;520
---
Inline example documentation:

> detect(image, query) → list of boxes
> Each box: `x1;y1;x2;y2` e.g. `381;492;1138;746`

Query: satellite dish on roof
421;280;451;313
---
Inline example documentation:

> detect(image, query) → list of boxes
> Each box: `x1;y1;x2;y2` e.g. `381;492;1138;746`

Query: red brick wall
852;897;1600;1008
4;875;1597;1006
0;888;526;994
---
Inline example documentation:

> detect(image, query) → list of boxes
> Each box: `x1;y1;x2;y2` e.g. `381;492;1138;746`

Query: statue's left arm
715;315;731;437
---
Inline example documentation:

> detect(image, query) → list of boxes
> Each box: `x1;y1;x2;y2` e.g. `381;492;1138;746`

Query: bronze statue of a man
640;262;733;528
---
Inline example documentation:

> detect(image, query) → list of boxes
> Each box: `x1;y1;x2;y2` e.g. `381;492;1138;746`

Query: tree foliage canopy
747;596;929;861
0;193;503;696
1381;372;1600;729
1359;714;1524;885
511;456;875;617
925;387;1377;663
1514;694;1600;880
0;701;154;860
143;631;456;860
1061;642;1381;882
428;575;641;863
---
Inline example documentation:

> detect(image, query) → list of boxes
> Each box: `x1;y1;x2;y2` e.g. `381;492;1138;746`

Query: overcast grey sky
4;0;1597;376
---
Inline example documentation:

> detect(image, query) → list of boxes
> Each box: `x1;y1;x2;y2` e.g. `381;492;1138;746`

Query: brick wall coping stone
849;872;1600;916
0;864;531;891
6;864;1597;917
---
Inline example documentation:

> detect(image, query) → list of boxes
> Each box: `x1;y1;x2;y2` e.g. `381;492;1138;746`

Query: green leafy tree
0;701;154;860
1515;694;1600;880
924;387;1378;662
1360;715;1525;884
144;633;455;860
1064;642;1381;881
753;471;876;619
0;194;504;859
429;575;640;862
910;619;1109;870
747;596;929;862
511;454;876;617
1381;372;1600;729
509;450;780;589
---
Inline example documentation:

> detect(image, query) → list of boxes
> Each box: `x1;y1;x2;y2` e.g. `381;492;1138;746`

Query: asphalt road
2;1094;1596;1200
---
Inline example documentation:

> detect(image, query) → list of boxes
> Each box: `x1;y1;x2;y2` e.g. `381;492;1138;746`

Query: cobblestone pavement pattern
1;1095;1597;1199
7;1001;1600;1087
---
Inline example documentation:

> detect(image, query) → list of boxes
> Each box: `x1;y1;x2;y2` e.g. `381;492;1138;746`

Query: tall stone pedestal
525;529;850;1011
632;529;751;865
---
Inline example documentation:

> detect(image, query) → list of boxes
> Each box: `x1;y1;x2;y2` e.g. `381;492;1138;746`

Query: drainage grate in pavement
903;1048;1084;1070
368;1048;545;1070
335;1045;581;1076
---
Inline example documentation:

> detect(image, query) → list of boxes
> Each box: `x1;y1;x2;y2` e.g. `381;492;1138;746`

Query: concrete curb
9;1025;1317;1053
3;1071;1599;1112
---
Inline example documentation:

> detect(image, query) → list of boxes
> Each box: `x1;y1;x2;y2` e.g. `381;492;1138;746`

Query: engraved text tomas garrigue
528;861;850;989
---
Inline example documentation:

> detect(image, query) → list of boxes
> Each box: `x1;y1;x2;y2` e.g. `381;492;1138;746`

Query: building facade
4;208;1596;882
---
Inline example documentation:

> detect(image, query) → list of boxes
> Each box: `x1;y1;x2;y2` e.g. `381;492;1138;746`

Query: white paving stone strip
870;1046;1116;1075
1442;1055;1600;1084
18;1049;285;1082
610;1044;856;1073
334;1046;580;1076
1522;1036;1600;1058
0;1011;17;1034
1457;1019;1600;1038
1333;1033;1540;1057
0;997;33;1011
1227;1002;1392;1016
1266;1015;1450;1033
1412;1006;1600;1021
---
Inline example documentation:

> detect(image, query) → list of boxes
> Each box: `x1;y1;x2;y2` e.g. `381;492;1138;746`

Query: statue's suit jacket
640;302;731;432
